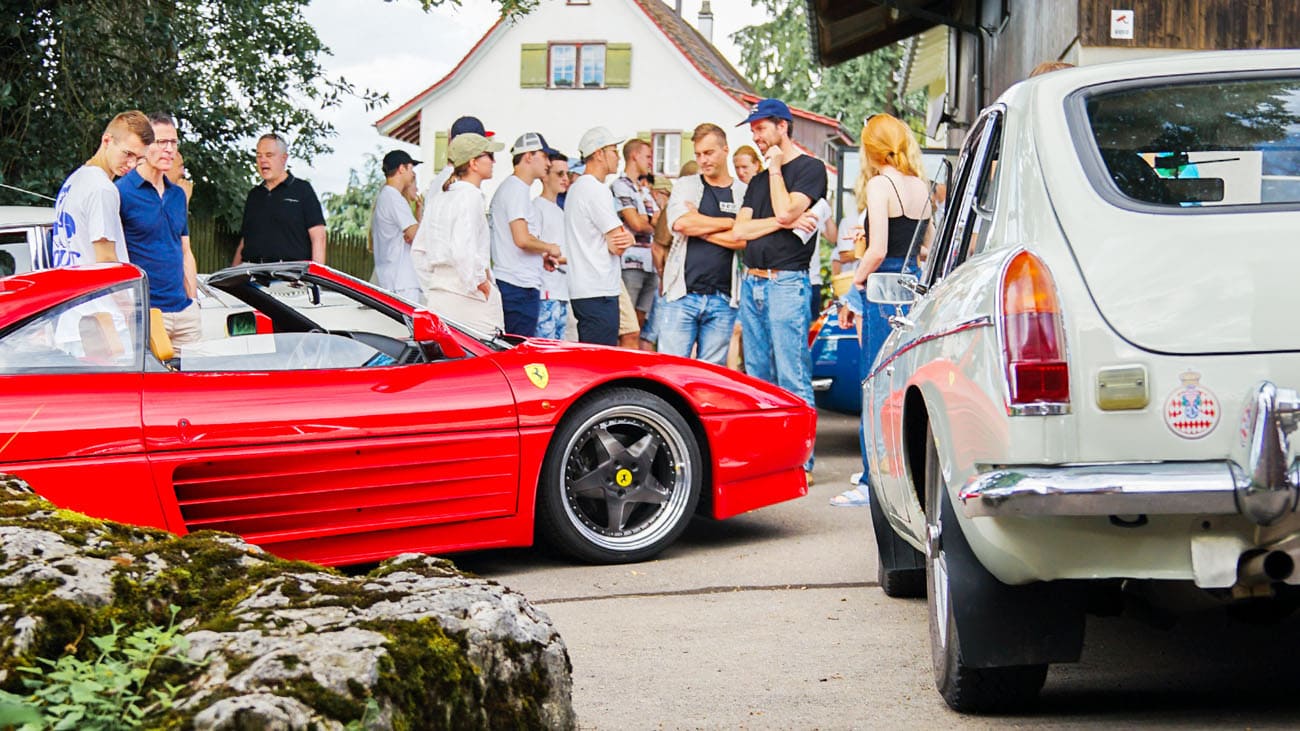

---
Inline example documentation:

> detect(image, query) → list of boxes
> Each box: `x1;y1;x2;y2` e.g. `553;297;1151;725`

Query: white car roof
0;206;55;228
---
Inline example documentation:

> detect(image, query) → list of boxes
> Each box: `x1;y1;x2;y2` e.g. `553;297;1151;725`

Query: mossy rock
0;477;574;729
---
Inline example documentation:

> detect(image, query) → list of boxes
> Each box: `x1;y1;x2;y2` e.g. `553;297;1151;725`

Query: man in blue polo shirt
116;112;199;345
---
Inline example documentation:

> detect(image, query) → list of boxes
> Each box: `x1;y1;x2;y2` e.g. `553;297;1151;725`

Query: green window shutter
521;43;548;88
606;43;632;88
434;130;449;169
637;130;651;142
679;133;694;169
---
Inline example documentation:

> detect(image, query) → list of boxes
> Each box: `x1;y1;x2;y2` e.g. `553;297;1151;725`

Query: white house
375;0;850;189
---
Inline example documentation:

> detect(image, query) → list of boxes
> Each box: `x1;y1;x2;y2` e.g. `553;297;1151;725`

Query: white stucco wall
407;0;762;194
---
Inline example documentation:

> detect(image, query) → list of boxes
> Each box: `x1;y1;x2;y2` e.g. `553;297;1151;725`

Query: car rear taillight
1001;251;1069;407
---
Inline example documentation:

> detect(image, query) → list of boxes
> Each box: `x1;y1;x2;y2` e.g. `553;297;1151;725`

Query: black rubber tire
868;481;926;598
924;424;1047;713
536;388;701;564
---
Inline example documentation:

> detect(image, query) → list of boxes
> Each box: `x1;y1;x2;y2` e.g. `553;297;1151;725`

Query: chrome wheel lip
560;403;692;552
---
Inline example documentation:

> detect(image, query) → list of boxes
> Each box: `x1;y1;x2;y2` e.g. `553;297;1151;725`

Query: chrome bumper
811;377;833;392
959;382;1300;525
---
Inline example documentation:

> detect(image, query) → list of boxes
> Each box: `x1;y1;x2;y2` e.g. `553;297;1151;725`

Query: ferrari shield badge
1164;371;1219;439
524;363;549;389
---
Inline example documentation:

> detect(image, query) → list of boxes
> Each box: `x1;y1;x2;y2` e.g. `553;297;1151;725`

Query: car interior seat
148;307;175;366
78;312;124;362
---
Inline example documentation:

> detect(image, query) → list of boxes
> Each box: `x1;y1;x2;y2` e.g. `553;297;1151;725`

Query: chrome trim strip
867;315;994;382
958;462;1243;518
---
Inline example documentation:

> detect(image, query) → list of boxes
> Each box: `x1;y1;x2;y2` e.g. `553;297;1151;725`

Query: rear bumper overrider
959;381;1300;526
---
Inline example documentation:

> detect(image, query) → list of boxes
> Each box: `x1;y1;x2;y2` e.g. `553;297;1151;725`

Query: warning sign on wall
1111;9;1134;39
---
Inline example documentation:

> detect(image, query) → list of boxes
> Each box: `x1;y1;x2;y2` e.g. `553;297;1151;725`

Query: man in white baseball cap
489;132;565;336
564;127;634;345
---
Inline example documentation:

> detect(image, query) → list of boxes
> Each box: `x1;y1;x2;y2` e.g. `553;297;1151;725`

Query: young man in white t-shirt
490;133;564;336
533;153;571;340
51;110;154;268
371;150;425;303
565;127;634;345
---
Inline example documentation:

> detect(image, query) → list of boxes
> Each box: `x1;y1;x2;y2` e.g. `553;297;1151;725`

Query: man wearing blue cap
490;132;566;336
730;98;827;472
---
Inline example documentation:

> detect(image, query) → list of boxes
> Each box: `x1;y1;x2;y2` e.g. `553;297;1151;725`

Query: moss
0;481;565;729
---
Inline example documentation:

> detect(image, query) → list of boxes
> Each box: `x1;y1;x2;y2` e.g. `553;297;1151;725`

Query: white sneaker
849;471;864;486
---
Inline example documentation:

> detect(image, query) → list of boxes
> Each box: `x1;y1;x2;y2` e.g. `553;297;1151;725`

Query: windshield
1082;75;1300;207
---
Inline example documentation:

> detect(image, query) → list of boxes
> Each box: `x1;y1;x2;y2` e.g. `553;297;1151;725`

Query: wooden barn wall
1079;0;1300;49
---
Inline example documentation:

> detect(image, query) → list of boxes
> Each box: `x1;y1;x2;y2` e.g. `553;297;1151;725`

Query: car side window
955;119;1004;268
924;109;1002;286
0;284;145;373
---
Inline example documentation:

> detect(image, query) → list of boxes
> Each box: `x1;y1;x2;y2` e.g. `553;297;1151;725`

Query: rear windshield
1083;76;1300;208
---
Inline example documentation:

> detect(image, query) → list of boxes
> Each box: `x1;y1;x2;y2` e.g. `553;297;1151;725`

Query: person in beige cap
410;132;506;333
564;126;634;345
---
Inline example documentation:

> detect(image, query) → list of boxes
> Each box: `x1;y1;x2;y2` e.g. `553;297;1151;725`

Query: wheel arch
541;377;714;517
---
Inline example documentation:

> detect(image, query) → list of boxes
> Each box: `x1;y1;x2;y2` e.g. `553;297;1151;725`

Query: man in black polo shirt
730;98;826;470
233;133;327;264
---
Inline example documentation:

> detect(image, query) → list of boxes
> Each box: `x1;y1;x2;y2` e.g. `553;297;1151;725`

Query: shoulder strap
883;175;905;212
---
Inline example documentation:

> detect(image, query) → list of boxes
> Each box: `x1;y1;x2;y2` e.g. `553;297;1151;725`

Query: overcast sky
297;0;767;198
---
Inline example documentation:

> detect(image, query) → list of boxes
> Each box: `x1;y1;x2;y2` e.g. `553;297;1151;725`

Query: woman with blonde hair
410;133;506;333
831;113;934;507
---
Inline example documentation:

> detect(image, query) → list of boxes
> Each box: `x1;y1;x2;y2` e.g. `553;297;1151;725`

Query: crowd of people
372;99;934;484
48;97;937;491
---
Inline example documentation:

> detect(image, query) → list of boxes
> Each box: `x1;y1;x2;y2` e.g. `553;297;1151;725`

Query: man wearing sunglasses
51;110;155;268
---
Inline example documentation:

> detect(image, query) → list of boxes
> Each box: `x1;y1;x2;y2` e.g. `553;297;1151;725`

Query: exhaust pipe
1237;549;1296;587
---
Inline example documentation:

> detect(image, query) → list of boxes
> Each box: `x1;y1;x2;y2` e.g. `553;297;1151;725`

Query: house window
653;132;681;176
550;43;605;88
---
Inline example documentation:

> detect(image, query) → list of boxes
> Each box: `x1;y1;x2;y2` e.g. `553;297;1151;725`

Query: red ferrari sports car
0;263;813;565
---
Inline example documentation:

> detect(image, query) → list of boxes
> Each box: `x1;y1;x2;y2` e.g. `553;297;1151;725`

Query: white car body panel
865;49;1300;588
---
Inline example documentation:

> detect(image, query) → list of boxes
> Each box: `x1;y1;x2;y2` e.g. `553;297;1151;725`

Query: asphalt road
451;410;1300;730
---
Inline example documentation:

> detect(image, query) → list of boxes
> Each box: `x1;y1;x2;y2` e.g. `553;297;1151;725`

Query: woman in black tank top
831;113;933;507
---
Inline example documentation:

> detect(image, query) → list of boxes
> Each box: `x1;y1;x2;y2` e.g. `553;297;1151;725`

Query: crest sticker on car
524;363;549;389
1164;371;1219;439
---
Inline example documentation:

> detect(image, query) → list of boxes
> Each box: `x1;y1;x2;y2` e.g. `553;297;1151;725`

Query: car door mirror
866;272;919;306
410;308;466;359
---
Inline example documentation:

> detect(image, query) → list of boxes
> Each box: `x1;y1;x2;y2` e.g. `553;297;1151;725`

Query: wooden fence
188;217;372;279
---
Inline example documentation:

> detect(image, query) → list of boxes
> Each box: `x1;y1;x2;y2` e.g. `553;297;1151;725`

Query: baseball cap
447;133;505;167
578;127;624;159
568;158;586;175
510;132;560;157
381;149;421;175
738;98;794;127
449;115;494;140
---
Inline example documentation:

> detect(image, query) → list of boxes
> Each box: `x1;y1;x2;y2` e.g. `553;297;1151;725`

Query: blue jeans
855;257;918;481
537;299;568;340
740;270;815;469
656;293;737;365
497;279;540;337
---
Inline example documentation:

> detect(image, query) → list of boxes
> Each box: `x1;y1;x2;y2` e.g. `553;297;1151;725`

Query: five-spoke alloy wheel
537;388;702;563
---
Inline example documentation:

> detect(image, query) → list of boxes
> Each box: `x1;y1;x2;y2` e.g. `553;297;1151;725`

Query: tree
322;151;384;238
730;0;921;130
0;0;532;227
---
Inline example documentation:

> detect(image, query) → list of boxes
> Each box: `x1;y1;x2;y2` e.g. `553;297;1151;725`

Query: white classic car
863;50;1300;712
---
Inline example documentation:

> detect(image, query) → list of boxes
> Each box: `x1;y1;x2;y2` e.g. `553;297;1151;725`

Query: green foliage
0;605;207;730
730;0;924;129
0;0;528;228
323;151;384;238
